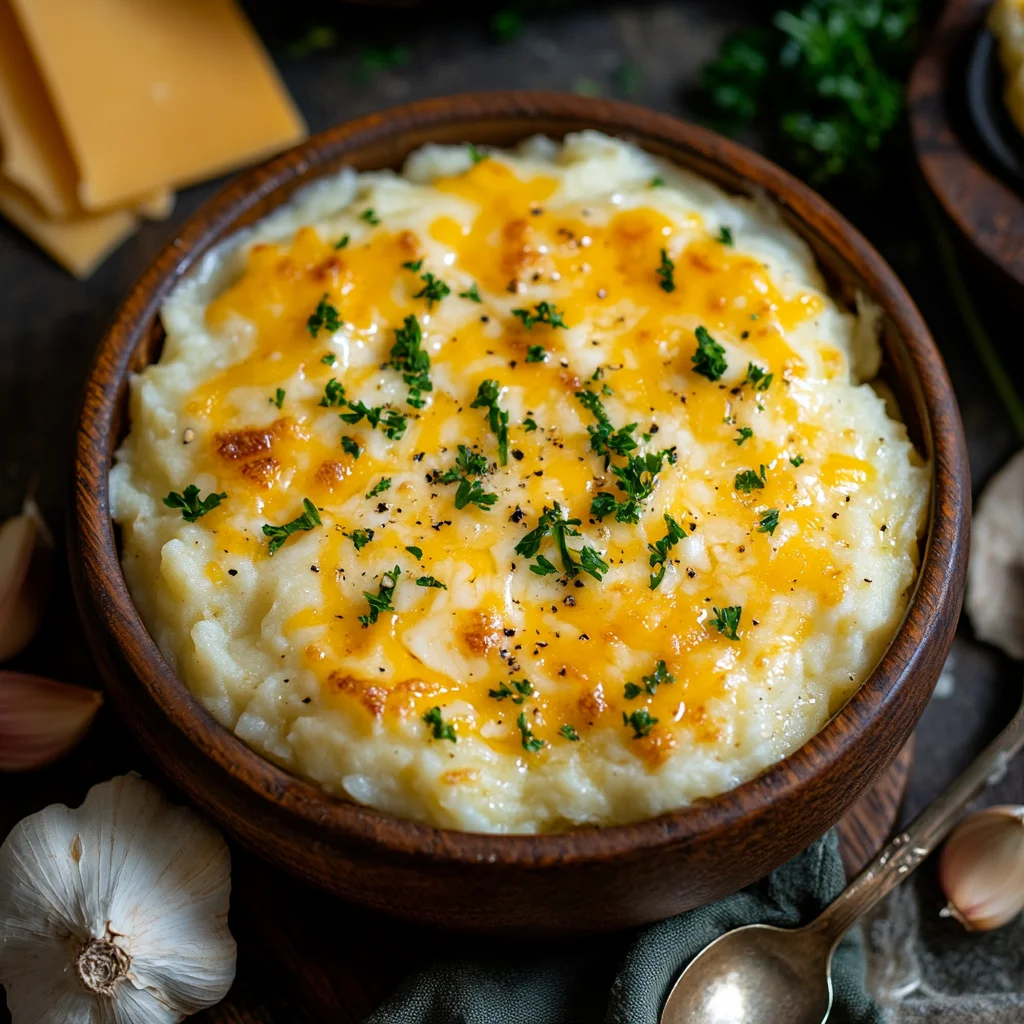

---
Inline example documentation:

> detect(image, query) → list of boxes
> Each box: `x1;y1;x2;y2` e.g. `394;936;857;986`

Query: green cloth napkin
364;829;882;1024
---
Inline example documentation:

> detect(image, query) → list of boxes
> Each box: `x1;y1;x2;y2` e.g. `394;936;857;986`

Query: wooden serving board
196;740;914;1023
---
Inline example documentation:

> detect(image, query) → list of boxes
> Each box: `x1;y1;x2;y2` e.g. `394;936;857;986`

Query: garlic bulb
0;774;236;1022
939;805;1024;931
0;495;53;662
0;672;103;771
967;449;1024;660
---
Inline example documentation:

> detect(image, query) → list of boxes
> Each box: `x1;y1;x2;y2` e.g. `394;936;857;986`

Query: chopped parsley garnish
459;283;482;303
530;554;559;576
692;325;727;381
656;248;676;292
345;528;374;551
436;444;497;511
515;504;607;581
717;225;734;246
559;724;580;742
360;208;380;225
624;682;642;700
334;234;350;250
262;498;321;555
319;378;347;407
734;465;767;493
745;362;773;391
471;379;509;465
590;448;677;525
489;679;534;704
413;272;451;309
341;401;407;440
790;454;805;467
517;710;545;752
163;485;226;523
574;390;637;463
321;353;337;366
402;258;424;272
642;660;674;694
734;426;754;445
710;605;742;641
423;705;456;742
365;477;391;500
388;314;432;408
270;388;285;410
623;708;658;739
341;435;361;459
758;508;780;536
649;175;665;187
307;294;342;338
359;565;400;627
511;301;567;330
523;417;538;432
525;344;547;363
468;142;487;164
405;545;423;559
648;512;686;589
416;575;446;589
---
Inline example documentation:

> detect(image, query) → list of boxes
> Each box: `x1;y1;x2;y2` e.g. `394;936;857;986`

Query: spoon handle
813;688;1024;945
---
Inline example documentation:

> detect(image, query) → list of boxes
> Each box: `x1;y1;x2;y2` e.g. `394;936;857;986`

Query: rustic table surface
1;2;1021;1021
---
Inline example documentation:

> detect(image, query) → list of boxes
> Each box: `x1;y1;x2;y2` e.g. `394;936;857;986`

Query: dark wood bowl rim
74;91;967;867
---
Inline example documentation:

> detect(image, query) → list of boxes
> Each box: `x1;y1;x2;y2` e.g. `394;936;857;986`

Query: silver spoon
661;691;1024;1024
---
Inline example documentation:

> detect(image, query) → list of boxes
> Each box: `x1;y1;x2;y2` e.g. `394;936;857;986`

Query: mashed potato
110;132;928;833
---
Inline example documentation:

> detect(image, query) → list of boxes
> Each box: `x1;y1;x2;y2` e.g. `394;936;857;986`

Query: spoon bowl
660;924;832;1024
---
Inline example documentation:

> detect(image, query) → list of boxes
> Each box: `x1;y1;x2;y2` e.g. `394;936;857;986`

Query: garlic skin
967;449;1024;660
939;805;1024;932
0;672;103;771
0;496;53;663
0;774;236;1022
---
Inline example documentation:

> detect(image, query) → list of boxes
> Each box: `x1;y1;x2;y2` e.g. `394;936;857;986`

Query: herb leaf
262;498;322;555
416;575;447;589
320;378;347;407
717;225;734;246
758;508;780;535
517;710;546;752
511;302;567;330
710;604;742;641
405;545;423;559
592;448;677;525
648;512;687;589
163;485;226;523
745;362;773;391
359;565;400;627
389;315;432;408
334;234;350;250
341;435;362;459
692;325;727;381
345;528;374;551
366;478;391;500
574;390;637;463
790;454;804;467
360;208;380;225
559;724;580;742
270;388;285;410
459;283;482;302
656;248;676;293
642;659;674;695
423;705;456;742
307;294;342;338
525;344;547;363
623;708;658;739
734;465;767;493
471;379;509;465
413;272;451;309
734;426;754;445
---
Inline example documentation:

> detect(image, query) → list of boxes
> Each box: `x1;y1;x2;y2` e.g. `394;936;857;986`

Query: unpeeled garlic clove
939;805;1024;931
0;672;102;771
0;495;54;662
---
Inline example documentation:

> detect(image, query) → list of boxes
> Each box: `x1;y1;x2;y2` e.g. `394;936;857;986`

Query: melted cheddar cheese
111;133;928;832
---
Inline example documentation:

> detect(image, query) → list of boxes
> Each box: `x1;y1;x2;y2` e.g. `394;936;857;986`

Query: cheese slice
8;0;307;211
0;178;137;278
0;0;174;222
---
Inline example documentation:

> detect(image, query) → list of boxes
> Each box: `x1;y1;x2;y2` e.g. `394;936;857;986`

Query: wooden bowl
71;92;969;935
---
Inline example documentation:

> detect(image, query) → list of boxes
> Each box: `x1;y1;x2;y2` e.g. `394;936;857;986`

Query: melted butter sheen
112;136;927;829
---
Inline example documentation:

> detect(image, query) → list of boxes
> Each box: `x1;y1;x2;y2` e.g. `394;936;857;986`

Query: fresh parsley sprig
758;508;780;535
423;705;456;742
515;504;608;581
745;362;773;391
471;379;509;466
262;498;322;555
163;485;226;523
590;448;677;525
413;272;451;309
511;301;567;329
648;513;686;589
489;679;534;704
623;708;658;739
388;315;432;408
574;390;637;464
710;605;742;641
734;465;768;493
517;710;546;752
656;249;676;292
436;445;497;511
360;565;400;627
307;294;342;338
692;325;727;381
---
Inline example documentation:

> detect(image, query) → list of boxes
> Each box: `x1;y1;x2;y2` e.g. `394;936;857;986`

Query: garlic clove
939;805;1024;931
0;672;103;772
0;774;236;1023
0;496;54;662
